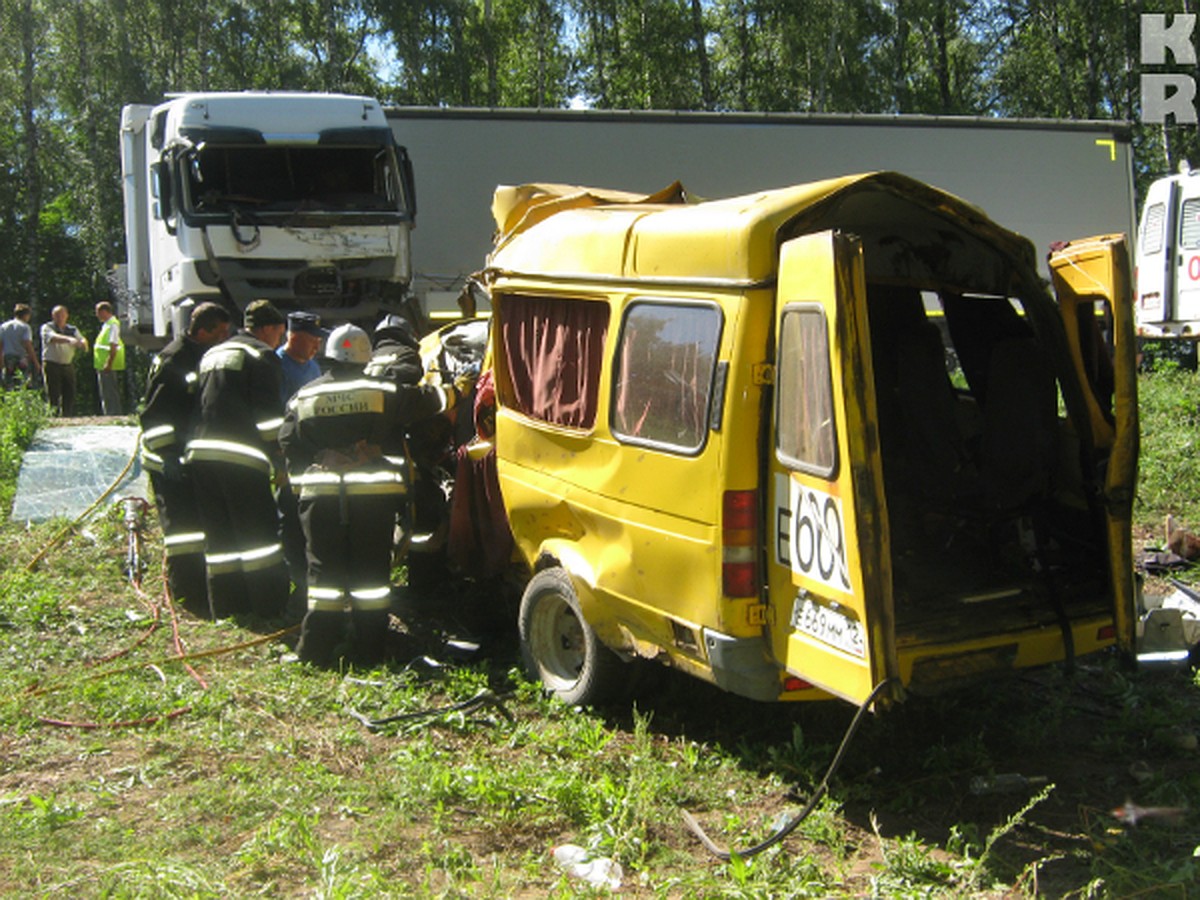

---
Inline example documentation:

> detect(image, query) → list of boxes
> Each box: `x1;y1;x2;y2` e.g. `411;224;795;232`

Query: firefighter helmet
325;324;372;365
374;313;418;348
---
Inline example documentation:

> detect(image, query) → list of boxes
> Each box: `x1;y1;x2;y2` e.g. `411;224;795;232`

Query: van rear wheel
518;567;624;706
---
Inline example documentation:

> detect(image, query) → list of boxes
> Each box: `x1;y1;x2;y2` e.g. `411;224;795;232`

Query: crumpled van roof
487;172;1039;298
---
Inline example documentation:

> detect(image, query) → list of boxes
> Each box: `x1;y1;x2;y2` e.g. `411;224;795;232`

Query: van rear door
1135;177;1174;328
1173;183;1200;324
1049;234;1139;654
765;231;895;704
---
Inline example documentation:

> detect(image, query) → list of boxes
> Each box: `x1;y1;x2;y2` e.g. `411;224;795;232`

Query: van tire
518;567;624;706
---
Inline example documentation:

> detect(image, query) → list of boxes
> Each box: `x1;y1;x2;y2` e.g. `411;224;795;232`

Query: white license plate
791;596;865;659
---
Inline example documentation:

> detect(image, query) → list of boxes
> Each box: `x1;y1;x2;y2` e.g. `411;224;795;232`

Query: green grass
0;389;48;515
1135;366;1200;528
0;374;1198;897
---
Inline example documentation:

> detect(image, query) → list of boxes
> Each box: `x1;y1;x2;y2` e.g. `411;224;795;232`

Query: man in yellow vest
94;301;126;415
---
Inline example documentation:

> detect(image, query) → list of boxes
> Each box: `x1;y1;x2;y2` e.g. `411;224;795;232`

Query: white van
1136;164;1200;337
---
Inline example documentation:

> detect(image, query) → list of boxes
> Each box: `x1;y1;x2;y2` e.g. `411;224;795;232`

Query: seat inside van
864;282;1108;638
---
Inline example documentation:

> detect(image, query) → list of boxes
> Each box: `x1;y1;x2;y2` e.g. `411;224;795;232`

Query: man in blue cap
278;311;329;403
276;310;330;616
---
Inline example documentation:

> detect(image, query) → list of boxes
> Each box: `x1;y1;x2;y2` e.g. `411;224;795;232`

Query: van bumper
703;629;780;702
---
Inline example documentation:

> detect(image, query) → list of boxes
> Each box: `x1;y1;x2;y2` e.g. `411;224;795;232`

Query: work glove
453;365;481;401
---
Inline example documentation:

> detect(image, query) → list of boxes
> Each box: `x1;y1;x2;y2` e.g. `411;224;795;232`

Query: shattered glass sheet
10;425;150;523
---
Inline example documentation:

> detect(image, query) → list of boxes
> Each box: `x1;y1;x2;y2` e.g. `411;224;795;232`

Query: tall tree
708;0;888;113
689;0;713;110
18;0;44;317
372;0;481;104
293;0;382;94
572;0;704;109
495;0;571;106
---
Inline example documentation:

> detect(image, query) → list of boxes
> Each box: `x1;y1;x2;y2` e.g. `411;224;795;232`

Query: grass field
1;373;1198;898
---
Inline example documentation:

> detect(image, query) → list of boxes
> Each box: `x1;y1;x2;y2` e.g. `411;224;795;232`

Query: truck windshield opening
185;145;403;215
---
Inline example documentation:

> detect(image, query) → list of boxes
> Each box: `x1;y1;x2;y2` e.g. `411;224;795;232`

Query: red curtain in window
500;295;609;428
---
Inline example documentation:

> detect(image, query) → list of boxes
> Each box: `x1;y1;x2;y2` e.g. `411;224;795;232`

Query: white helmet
325;323;372;365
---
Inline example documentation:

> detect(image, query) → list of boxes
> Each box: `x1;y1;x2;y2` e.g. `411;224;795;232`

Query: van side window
1141;202;1165;255
1181;198;1200;250
776;306;836;475
611;301;722;453
498;294;608;429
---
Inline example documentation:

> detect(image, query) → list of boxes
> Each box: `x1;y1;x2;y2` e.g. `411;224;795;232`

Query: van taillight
1097;624;1116;641
723;490;758;597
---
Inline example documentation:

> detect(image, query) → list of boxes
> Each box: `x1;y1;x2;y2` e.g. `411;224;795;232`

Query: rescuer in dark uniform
138;302;233;614
364;314;423;387
279;323;472;666
365;314;446;588
186;299;290;619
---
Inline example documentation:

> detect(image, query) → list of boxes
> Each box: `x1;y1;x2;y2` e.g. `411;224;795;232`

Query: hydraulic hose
346;688;514;730
682;678;896;861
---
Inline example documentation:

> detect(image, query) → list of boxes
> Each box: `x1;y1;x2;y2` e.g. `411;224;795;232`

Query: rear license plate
791;595;865;659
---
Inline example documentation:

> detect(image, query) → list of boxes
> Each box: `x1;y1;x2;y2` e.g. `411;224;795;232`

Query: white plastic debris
1161;588;1200;646
1137;586;1200;668
552;844;623;890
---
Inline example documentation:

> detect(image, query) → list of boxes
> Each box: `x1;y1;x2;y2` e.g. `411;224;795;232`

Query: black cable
347;688;514;730
682;678;896;861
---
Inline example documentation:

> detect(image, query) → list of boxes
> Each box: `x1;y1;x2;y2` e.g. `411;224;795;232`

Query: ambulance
1136;164;1200;338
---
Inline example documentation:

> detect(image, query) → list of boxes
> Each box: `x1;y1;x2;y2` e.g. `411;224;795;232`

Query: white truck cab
120;92;417;345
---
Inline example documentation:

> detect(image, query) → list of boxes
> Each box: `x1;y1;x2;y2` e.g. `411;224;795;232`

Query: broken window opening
183;145;403;215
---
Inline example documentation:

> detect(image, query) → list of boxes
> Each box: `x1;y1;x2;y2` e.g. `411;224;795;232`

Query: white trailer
121;92;417;346
386;108;1136;320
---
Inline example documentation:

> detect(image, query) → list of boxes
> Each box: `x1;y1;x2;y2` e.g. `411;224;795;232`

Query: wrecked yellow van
482;174;1138;708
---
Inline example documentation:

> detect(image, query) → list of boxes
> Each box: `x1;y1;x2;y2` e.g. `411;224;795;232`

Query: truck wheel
519;567;624;706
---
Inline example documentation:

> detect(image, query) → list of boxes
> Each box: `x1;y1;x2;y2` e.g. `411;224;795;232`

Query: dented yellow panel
494;279;772;658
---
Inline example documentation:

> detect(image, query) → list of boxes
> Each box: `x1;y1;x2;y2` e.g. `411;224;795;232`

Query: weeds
1137;366;1200;528
0;374;1198;896
0;389;48;512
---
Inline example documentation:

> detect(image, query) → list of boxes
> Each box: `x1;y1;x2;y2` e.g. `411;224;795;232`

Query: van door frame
765;229;898;705
1049;234;1139;654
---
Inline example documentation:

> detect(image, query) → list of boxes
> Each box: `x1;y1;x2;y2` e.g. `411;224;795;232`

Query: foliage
1135;367;1200;529
0;387;48;514
0;0;1192;349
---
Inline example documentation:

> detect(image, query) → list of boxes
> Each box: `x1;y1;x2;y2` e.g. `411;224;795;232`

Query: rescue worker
186;299;290;619
138;302;233;614
365;313;459;591
364;314;423;386
279;323;473;666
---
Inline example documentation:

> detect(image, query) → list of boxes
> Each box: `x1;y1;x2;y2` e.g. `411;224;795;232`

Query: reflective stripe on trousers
307;585;393;613
292;468;406;499
205;542;285;575
164;530;206;557
141;424;176;451
185;438;272;474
